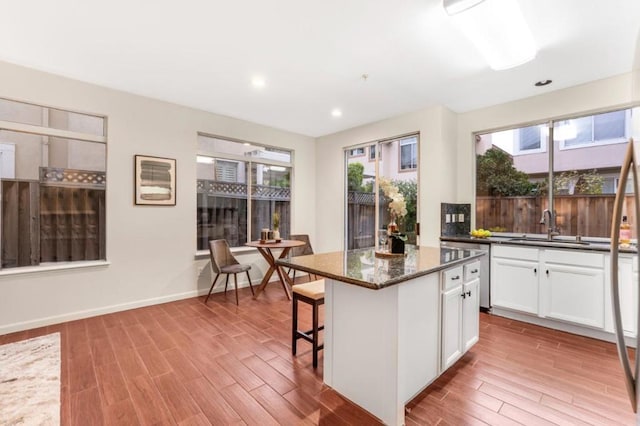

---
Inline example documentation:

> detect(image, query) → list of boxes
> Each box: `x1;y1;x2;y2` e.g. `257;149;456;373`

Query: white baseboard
1;270;296;335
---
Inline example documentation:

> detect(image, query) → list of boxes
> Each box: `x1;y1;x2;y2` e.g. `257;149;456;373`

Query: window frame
196;134;293;253
558;109;632;151
399;136;418;171
0;97;108;272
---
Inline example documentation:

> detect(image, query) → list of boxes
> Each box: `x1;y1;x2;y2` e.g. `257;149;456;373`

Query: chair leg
246;271;255;296
205;273;221;303
292;295;298;356
312;300;319;368
292;269;296;284
233;273;239;305
224;275;229;293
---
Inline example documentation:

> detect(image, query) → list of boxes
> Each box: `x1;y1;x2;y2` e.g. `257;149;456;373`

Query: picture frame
134;155;176;206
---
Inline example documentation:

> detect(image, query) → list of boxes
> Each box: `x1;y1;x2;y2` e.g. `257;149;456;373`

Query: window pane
251;163;291;241
560;116;592;146
346;150;375;250
198;135;291;163
594;110;626;141
0;98;105;136
400;137;417;170
197;160;248;249
518;125;541;150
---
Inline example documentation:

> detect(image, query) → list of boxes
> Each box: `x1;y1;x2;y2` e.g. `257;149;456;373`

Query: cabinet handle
461;293;466;299
546;270;549;275
466;291;471;297
452;275;460;281
471;269;478;273
534;268;537;274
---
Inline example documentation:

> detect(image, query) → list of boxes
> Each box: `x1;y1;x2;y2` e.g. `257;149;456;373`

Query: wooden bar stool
292;279;325;368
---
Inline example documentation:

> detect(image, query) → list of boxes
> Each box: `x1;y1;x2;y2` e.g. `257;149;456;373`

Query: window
400;136;418;170
0;98;107;269
559;109;629;148
475;107;631;238
368;144;379;161
197;134;292;250
517;124;544;152
349;147;365;157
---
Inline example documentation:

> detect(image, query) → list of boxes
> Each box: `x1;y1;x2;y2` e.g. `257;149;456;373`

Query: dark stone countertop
276;245;485;290
440;234;637;254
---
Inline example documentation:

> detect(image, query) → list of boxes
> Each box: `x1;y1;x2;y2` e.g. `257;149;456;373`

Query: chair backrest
289;234;314;257
208;239;239;274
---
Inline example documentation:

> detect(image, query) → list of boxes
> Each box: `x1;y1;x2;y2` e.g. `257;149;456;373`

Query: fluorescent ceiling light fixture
444;0;537;70
443;0;484;15
251;76;266;88
196;155;214;164
331;108;342;117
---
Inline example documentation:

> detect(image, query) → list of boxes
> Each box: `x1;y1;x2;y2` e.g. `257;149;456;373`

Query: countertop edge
440;235;637;253
276;250;485;290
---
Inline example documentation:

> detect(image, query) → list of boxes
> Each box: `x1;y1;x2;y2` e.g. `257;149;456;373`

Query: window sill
195;246;257;260
0;260;110;276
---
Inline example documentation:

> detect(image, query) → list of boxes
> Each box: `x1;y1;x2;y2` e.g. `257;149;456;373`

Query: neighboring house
476;109;632;194
347;135;418;188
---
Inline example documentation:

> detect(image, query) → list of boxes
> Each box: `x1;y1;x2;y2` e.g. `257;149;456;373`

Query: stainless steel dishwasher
440;240;491;311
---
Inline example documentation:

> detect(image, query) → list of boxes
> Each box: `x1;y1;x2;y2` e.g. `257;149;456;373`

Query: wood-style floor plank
1;284;636;425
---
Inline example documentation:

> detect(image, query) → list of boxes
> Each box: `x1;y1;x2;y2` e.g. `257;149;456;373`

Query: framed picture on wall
134;155;176;206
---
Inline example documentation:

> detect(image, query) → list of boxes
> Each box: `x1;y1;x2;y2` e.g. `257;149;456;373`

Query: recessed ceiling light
535;79;552;87
331;109;342;117
251;76;266;88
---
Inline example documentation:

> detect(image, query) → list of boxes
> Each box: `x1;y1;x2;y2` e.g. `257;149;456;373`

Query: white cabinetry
491;245;539;314
441;261;480;372
542;250;605;328
606;254;638;337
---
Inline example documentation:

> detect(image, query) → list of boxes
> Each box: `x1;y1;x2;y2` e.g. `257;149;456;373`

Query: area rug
0;333;61;425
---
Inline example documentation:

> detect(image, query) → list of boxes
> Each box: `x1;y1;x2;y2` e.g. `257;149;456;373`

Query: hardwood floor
1;284;636;425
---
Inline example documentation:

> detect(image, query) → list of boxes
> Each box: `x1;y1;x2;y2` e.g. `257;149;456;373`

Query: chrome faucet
540;209;560;240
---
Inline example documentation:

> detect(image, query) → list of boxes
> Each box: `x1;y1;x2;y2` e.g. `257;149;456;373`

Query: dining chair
288;234;318;282
205;239;254;305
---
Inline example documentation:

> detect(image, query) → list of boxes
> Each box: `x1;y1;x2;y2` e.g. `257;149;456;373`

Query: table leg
253;247;277;299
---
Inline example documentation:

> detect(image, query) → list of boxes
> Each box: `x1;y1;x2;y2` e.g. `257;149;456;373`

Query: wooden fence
476;194;636;238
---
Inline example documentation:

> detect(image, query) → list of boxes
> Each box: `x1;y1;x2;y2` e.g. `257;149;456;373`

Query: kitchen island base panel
324;274;440;426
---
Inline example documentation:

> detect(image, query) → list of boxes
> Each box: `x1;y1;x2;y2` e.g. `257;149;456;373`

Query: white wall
0;60;316;334
315;105;458;252
456;72;635;228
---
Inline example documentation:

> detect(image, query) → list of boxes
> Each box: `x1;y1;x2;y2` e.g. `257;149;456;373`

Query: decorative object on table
272;212;281;240
0;333;61;425
134;155;176;205
379;177;408;253
260;229;269;243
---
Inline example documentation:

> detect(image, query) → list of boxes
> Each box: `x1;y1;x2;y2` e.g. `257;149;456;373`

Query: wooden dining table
246;239;306;300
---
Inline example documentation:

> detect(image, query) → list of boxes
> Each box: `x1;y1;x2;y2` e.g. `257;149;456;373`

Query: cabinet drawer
442;266;463;291
464;261;480;282
493;245;538;261
544;249;603;268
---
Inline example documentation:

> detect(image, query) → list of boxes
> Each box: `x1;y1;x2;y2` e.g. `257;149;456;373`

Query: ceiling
0;0;639;138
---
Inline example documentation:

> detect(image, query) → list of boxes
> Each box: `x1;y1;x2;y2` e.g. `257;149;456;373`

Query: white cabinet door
617;258;637;336
441;285;463;371
492;257;539;314
544;263;605;328
462;278;480;352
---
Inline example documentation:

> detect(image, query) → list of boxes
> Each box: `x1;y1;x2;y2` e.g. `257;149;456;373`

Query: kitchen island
277;245;484;425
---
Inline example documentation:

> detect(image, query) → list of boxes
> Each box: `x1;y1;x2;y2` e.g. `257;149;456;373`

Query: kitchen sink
508;237;591;246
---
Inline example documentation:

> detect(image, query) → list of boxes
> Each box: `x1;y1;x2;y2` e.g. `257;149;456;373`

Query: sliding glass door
345;135;419;250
